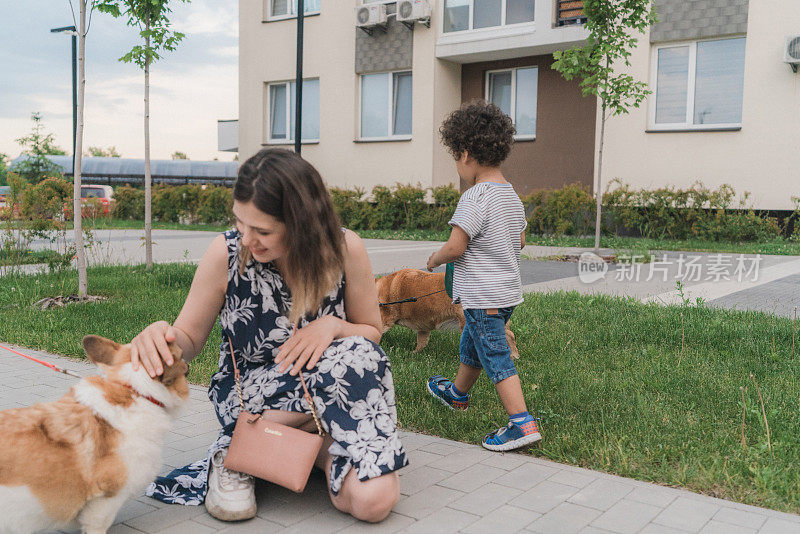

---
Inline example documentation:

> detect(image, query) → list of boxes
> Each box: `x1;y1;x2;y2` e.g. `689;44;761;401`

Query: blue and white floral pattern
146;230;407;505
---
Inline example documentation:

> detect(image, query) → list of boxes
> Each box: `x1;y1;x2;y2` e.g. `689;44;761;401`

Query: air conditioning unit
355;3;387;33
397;0;431;27
784;35;800;72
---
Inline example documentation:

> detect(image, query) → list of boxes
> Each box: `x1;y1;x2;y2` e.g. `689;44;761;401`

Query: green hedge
330;184;459;231
109;181;786;243
112;185;233;224
525;180;782;242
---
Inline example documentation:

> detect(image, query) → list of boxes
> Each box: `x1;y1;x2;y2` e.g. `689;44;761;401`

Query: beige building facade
601;0;800;210
239;0;593;194
239;0;799;209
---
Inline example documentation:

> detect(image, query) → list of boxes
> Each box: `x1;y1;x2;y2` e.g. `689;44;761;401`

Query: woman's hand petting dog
275;315;342;376
131;320;178;377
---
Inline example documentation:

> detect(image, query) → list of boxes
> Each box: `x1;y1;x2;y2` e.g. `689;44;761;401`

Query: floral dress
146;230;408;505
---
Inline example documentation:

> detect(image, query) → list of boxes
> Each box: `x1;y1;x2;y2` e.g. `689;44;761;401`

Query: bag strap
227;336;324;436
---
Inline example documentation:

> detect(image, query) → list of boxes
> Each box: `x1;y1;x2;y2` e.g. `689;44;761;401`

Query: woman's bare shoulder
343;229;366;256
206;233;229;264
195;234;229;290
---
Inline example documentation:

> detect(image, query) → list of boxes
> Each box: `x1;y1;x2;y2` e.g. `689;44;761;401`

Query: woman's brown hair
235;148;345;324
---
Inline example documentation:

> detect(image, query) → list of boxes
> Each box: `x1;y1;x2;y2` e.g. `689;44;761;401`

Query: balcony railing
557;0;586;26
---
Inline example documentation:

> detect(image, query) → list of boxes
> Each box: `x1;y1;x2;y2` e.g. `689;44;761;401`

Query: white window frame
358;70;413;142
265;0;321;22
265;79;320;145
441;0;534;35
649;37;745;131
485;66;537;140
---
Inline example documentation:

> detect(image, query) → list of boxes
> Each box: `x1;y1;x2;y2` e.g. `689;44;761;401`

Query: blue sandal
426;375;469;410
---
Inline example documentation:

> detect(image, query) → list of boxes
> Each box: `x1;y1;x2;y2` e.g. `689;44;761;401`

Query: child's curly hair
439;100;516;167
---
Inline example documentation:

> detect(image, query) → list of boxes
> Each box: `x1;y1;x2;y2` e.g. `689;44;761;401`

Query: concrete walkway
1;345;799;534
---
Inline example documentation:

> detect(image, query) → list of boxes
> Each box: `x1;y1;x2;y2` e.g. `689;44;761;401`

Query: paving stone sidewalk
2;346;799;534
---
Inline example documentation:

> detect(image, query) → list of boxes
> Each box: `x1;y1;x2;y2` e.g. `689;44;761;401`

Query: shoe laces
218;465;254;491
213;453;254;491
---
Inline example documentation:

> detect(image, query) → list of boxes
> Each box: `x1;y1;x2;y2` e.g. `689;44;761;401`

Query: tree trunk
594;100;606;256
74;0;88;296
144;22;153;269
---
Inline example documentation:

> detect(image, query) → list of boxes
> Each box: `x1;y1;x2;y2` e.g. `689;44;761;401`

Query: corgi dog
0;335;189;534
376;269;519;357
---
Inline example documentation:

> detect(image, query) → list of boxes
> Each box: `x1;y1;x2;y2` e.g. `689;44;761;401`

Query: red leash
0;343;166;408
0;343;82;378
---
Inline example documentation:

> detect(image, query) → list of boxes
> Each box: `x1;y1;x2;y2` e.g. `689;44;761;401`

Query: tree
11;112;68;184
0;153;9;186
552;0;655;255
95;0;188;268
87;146;121;157
171;151;188;160
74;1;90;297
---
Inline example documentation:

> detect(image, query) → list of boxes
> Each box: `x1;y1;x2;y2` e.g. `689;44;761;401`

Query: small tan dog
0;335;189;534
376;269;519;357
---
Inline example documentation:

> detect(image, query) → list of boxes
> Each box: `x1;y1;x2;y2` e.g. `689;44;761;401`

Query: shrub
524;183;595;236
368;185;397;230
112;186;145;220
113;184;233;224
197;186;233;224
392;183;428;229
330;187;369;229
152;185;184;223
524;180;782;242
420;185;460;229
20;176;71;221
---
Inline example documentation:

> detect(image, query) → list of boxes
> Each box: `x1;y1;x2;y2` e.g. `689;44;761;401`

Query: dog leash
0;343;82;378
379;289;446;307
0;342;166;408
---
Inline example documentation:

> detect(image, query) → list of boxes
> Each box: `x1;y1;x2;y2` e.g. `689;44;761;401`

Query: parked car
64;184;115;218
0;186;9;208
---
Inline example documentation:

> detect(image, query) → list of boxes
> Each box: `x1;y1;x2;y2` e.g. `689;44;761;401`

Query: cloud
213;46;239;58
173;3;238;38
2;63;238;161
0;0;239;162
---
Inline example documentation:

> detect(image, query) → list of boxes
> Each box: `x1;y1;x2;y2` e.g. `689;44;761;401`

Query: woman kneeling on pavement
131;148;407;522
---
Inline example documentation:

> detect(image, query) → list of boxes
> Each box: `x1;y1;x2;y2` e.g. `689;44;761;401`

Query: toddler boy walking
426;100;541;451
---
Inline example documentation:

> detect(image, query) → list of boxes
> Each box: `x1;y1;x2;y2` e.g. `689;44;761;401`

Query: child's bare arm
427;226;470;271
520;230;525;250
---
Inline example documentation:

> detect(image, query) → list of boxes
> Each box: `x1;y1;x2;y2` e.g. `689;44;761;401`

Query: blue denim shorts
459;307;517;384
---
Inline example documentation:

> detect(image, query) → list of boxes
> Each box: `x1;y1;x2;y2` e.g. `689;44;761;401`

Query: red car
81;185;114;215
64;185;115;218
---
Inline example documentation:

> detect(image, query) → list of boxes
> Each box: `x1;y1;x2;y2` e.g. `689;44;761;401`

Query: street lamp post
50;25;78;175
294;0;304;155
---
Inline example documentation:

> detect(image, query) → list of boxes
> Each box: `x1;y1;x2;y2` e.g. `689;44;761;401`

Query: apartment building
239;0;800;208
602;0;800;210
239;0;594;196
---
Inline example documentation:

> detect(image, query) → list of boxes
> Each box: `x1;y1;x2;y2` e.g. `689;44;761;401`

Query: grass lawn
0;249;63;266
2;264;799;513
533;234;800;256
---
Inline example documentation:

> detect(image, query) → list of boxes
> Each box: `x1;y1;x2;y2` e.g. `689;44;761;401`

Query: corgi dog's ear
82;335;126;367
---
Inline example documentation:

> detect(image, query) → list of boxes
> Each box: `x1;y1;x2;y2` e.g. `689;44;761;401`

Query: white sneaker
205;451;257;521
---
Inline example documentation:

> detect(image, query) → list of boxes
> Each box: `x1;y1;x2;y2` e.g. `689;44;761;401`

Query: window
268;0;320;20
360;71;412;140
486;66;538;138
443;0;534;33
652;37;746;129
267;79;320;143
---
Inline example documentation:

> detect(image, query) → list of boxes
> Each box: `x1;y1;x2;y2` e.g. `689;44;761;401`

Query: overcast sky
1;0;238;162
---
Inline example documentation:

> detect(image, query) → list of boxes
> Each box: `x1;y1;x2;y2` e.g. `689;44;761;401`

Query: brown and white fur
0;336;189;534
376;269;519;357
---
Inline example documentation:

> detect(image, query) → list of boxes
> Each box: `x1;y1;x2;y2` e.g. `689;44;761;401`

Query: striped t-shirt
449;181;527;310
